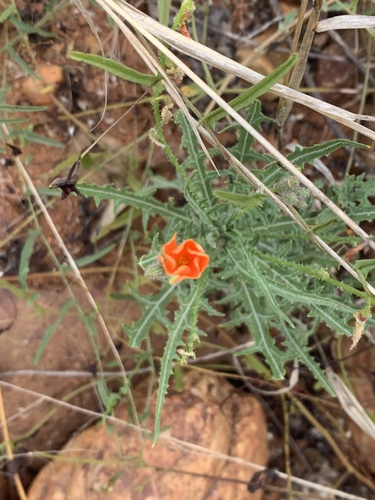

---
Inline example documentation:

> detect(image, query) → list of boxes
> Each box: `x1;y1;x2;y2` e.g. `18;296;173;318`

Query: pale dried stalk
277;0;322;127
204;0;337;115
325;367;375;441
115;1;375;135
317;15;375;32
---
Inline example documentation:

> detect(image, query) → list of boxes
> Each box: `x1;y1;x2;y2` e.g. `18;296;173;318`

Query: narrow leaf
20;131;64;148
235;284;286;379
78;183;190;225
0;5;17;22
62;244;116;270
9;16;54;37
154;283;202;441
125;286;176;347
213;189;265;209
201;54;298;128
0;117;29;124
70;52;160;86
287;139;368;168
227;242;294;327
280;323;335;395
34;300;75;364
0;104;47;112
19;229;40;290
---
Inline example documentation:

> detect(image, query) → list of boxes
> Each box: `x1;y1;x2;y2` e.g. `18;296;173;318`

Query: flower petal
158;233;210;284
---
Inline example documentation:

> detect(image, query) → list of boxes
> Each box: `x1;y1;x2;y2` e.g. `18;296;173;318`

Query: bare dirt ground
1;0;375;499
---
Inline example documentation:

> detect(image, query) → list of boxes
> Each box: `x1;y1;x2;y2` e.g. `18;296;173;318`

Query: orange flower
158;233;210;284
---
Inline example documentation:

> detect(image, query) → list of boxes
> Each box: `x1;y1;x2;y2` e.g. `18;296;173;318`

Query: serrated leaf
154;282;203;441
70;52;160;86
348;207;375;223
269;282;355;316
287;139;368;168
175;112;214;205
234;284;286;379
78;183;190;226
183;177;213;227
252;249;368;300
279;323;335;395
213;189;265;209
227;242;293;327
308;305;352;336
125;286;176;347
228;101;274;164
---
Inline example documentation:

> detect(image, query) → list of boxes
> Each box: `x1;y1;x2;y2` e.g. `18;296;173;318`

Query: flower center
177;255;190;266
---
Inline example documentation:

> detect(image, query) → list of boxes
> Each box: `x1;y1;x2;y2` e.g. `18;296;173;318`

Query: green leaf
353;259;375;279
154;282;203;442
201;53;298;128
96;378;120;415
175;112;214;205
78;183;190;227
19;229;40;290
0;5;17;22
252;249;369;301
34;300;75;364
172;0;195;30
62;244;116;270
0;104;47;112
232;284;287;379
308;305;352;336
213;189;265;209
69;52;160;86
228;100;274;164
287;139;369;168
226;241;294;327
183;176;213;227
279;322;335;395
0;279;33;301
6;45;40;78
125;286;176;347
20;131;64;148
158;0;172;25
0;117;29;124
269;282;354;319
9;16;54;37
